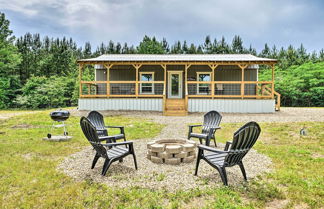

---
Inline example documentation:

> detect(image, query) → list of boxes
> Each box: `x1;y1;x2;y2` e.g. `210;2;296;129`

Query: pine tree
83;42;92;58
108;41;115;54
231;35;244;53
203;35;212;54
161;38;169;53
187;43;196;54
182;41;188;54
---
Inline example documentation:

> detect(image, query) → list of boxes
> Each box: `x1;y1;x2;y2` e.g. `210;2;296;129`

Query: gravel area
73;107;324;123
58;107;323;191
58;140;272;192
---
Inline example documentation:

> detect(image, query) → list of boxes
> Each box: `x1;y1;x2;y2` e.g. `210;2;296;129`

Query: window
197;72;211;94
140;72;154;94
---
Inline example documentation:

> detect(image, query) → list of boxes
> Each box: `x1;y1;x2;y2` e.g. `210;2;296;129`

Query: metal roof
78;54;276;63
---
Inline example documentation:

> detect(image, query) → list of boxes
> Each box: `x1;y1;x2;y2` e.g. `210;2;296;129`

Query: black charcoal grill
47;109;70;138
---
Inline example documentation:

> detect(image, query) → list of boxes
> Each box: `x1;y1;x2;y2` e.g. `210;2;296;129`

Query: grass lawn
0;110;323;208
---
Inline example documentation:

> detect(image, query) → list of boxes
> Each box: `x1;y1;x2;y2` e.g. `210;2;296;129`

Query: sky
1;0;324;52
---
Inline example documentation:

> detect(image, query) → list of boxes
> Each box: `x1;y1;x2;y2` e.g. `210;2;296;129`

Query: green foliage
0;76;21;109
1;10;324;108
260;62;324;106
137;36;165;54
0;12;21;77
16;76;76;108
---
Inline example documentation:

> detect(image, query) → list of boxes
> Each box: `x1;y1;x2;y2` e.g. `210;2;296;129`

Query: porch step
164;110;187;116
164;99;187;116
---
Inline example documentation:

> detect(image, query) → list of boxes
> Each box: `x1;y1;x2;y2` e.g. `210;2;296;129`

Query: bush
16;76;75;109
259;62;324;107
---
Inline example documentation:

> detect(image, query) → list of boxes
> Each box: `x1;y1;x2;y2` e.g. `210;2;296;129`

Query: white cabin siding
79;98;163;111
188;99;275;113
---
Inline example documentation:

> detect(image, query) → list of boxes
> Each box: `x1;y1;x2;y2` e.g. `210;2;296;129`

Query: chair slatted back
202;111;222;135
80;117;107;158
224;122;261;166
87;111;108;137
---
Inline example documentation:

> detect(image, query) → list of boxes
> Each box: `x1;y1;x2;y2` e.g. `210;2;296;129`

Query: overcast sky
1;0;324;52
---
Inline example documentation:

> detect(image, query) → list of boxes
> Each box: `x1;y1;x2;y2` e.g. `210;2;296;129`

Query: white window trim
196;72;211;95
140;72;155;94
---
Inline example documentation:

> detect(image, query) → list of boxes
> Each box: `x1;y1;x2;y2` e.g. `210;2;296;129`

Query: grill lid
50;109;70;121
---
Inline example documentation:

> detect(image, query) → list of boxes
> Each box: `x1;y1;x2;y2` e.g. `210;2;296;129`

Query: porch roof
78;54;277;63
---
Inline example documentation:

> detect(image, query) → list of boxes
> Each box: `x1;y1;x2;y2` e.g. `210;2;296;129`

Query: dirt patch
11;124;35;129
265;199;290;209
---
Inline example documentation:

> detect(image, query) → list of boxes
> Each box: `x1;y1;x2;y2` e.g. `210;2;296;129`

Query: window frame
196;72;211;95
139;72;155;94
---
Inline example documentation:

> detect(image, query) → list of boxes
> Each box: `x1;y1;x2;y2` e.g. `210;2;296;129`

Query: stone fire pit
147;139;197;165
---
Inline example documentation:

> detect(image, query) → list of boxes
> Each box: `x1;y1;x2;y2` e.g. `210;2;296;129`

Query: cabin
77;54;280;116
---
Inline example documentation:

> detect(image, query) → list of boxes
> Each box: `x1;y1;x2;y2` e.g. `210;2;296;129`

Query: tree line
0;12;323;108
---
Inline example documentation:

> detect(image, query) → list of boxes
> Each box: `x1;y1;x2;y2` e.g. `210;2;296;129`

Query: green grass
0;110;323;208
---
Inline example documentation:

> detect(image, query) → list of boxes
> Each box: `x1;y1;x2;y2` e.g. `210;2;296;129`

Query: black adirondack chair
194;121;261;186
87;111;126;143
188;111;222;146
80;117;137;176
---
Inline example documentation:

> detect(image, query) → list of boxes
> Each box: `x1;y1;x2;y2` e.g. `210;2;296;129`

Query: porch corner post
239;64;248;99
271;64;275;99
79;63;83;98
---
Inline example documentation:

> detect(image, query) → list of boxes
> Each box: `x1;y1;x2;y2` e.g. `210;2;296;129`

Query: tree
231;35;244;53
137;36;164;54
0;12;21;108
203;35;212;54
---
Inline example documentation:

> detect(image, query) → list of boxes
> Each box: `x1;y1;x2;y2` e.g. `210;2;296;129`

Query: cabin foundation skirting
79;98;275;113
188;99;275;113
78;98;163;111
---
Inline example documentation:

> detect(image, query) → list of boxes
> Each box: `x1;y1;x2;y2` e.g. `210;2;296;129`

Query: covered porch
77;54;280;115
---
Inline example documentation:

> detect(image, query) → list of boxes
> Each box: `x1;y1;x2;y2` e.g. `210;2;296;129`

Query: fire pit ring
147;139;197;165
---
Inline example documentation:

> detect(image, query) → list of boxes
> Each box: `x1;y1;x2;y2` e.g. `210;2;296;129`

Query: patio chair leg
199;138;202;144
216;166;228;186
132;153;138;170
91;155;100;169
213;137;217;147
102;159;112;176
238;162;247;181
195;149;202;175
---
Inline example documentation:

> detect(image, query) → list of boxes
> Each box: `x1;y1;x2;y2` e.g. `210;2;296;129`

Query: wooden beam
238;64;247;99
271;64;275;98
132;64;142;98
184;64;191;111
103;64;113;97
79;64;83;97
208;64;218;98
161;64;167;112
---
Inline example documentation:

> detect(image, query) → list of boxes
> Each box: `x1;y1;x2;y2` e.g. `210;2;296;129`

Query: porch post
133;64;142;98
79;63;83;97
271;64;275;98
239;64;248;99
208;64;218;99
161;64;167;112
104;63;113;97
185;64;191;111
